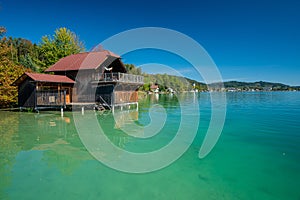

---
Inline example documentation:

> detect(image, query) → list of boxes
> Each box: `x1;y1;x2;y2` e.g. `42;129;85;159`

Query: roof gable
45;50;120;72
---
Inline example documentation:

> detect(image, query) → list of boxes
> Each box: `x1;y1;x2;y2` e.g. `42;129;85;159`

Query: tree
3;37;39;71
0;26;6;38
19;53;38;71
36;27;85;72
125;64;142;75
0;42;29;107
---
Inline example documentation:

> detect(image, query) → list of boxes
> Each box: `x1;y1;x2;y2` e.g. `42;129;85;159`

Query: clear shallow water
0;92;300;200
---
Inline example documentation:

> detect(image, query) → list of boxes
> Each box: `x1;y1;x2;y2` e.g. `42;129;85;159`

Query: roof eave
33;81;75;84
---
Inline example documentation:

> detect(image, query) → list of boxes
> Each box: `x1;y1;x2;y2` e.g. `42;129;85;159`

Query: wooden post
111;90;115;114
112;105;114;114
34;83;37;110
82;106;84;115
63;90;66;109
61;107;64;117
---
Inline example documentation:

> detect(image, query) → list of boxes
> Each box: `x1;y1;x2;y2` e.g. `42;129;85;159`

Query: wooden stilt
112;105;115;114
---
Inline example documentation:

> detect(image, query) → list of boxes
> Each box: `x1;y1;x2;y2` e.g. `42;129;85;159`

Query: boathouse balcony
92;72;144;84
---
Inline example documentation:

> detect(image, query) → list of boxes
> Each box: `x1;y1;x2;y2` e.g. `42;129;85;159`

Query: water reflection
113;110;139;129
1;93;299;199
0;93;200;199
139;93;180;110
0;94;193;199
0;109;144;199
0;112;21;199
0;112;82;198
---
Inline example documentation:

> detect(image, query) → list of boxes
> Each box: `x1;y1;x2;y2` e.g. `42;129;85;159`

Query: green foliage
126;64;194;92
185;77;208;91
19;53;38;71
2;37;39;71
125;64;142;75
36;27;85;72
142;83;151;91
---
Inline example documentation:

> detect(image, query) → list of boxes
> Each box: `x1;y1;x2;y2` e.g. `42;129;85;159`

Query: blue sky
0;0;300;85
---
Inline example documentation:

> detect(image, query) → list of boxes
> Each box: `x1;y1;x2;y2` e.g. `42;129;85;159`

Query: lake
0;92;300;200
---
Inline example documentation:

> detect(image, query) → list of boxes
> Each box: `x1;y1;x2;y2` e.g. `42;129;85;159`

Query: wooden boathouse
13;50;144;111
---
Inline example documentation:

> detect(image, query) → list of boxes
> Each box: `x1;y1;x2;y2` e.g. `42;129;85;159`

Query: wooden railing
36;90;65;106
114;91;138;104
98;73;144;84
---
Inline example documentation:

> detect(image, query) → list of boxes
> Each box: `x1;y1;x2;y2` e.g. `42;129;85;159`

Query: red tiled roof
45;50;120;72
25;72;75;84
12;72;75;86
150;85;159;89
25;73;75;83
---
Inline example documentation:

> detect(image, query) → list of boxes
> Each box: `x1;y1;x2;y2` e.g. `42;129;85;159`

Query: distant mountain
125;64;300;92
223;81;288;88
144;75;300;92
196;80;300;91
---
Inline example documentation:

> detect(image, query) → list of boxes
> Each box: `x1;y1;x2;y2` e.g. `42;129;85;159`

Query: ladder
96;96;112;111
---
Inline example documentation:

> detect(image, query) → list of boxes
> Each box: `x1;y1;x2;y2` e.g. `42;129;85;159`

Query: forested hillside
0;26;84;107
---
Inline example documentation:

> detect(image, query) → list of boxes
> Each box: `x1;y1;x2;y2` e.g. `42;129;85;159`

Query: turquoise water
0;92;300;199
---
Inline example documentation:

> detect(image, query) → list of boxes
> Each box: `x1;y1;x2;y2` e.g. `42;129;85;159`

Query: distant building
263;87;273;91
227;87;237;92
167;87;175;93
150;84;159;93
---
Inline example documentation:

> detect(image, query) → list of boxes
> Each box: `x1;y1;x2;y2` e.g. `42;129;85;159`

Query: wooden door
62;87;71;104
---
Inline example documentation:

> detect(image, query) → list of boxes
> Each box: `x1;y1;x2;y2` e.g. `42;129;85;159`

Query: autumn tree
0;42;29;107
